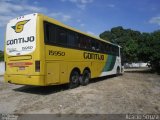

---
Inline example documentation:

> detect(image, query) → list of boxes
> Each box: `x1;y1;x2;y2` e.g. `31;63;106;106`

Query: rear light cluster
5;62;6;71
35;61;40;72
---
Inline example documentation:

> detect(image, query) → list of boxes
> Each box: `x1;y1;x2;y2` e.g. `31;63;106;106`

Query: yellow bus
4;13;123;88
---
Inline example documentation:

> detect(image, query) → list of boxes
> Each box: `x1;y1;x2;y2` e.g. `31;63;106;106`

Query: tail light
5;62;6;71
35;61;40;72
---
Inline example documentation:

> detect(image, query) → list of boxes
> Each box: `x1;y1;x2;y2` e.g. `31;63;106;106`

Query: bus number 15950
49;50;65;56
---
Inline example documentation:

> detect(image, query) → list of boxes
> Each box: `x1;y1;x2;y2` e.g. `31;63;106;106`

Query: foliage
148;31;160;73
0;51;4;61
99;27;160;73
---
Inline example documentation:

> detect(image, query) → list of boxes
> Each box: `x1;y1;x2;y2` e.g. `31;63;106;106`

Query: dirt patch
0;72;160;114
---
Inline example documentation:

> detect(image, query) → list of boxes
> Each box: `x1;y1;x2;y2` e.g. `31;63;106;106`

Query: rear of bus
4;13;45;86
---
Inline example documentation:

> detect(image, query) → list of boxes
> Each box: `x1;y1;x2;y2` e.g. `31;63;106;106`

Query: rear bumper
4;74;46;86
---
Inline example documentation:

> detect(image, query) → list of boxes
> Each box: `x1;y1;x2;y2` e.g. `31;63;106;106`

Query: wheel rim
71;72;79;83
84;73;89;81
71;72;79;84
81;70;90;85
117;68;120;74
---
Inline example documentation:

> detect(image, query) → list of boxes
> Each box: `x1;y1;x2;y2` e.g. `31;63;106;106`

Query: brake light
35;61;40;72
5;62;6;71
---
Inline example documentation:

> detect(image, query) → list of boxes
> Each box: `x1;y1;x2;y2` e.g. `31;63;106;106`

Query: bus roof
41;13;120;47
10;13;119;47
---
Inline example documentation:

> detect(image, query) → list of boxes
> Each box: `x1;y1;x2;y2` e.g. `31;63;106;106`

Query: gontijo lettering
84;52;104;60
7;36;35;45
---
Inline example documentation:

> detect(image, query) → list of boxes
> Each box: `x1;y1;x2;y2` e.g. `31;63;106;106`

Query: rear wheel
80;70;90;86
68;70;80;89
116;67;120;76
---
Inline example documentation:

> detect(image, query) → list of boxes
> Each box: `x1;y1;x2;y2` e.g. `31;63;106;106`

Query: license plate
19;67;25;70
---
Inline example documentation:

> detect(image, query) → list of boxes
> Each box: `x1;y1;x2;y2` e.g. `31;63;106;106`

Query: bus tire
80;70;90;86
116;67;120;76
68;70;80;89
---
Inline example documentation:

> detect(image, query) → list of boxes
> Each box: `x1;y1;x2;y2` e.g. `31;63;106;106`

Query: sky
0;0;160;50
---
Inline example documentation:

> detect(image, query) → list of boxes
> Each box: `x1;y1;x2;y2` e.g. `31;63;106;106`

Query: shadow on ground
14;84;68;95
13;75;116;95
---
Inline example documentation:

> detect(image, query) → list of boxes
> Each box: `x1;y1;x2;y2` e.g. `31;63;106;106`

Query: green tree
0;51;4;61
99;26;139;63
99;27;160;74
149;31;160;73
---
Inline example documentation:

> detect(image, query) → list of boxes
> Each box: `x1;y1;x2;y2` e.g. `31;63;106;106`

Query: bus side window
113;46;118;56
44;22;56;44
104;43;108;53
75;33;81;48
56;28;67;45
95;41;100;51
68;32;76;47
87;38;92;50
83;37;87;49
83;37;88;49
44;22;49;43
111;45;115;55
100;42;105;53
49;25;56;43
107;44;111;54
108;45;112;55
91;39;96;50
79;35;86;49
78;35;83;48
112;46;115;55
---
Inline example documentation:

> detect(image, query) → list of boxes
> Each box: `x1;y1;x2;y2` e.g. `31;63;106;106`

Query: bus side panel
100;56;121;76
45;45;108;84
44;61;92;85
91;61;106;78
5;75;45;86
46;62;60;84
66;61;91;81
59;62;68;84
45;62;69;85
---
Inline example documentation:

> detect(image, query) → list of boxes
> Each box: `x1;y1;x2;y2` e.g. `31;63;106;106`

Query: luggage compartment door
46;63;59;84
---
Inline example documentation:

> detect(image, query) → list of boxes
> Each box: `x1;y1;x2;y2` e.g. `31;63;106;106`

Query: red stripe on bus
8;62;33;67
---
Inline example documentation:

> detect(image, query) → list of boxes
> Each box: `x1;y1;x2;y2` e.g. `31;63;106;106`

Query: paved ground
0;71;160;114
